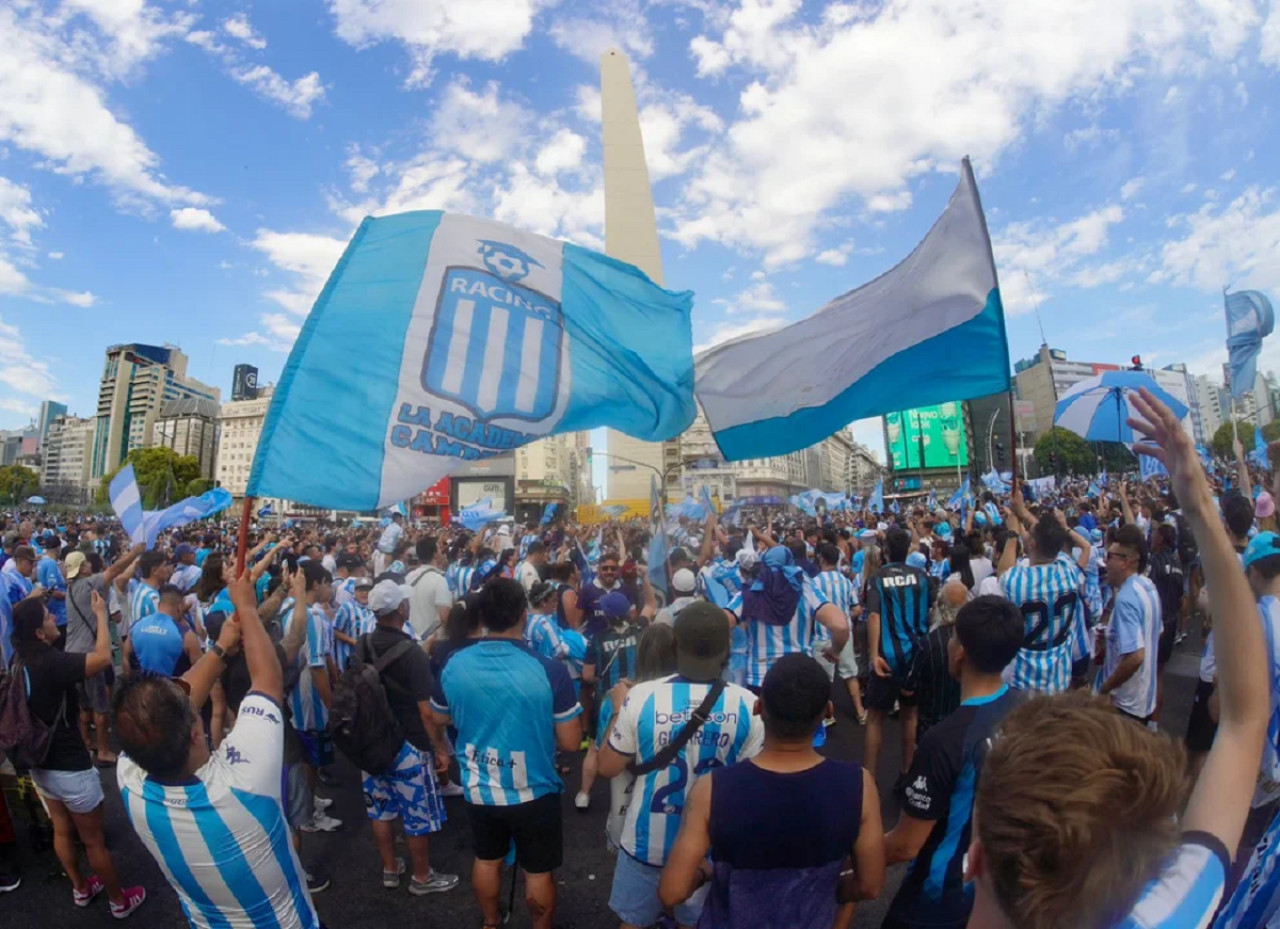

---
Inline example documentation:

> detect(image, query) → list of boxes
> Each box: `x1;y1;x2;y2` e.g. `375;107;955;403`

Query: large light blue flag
108;465;145;544
1250;426;1272;472
110;465;233;549
1140;455;1169;481
694;159;1010;460
1226;290;1275;400
248;212;695;510
868;479;884;514
457;498;507;531
947;477;970;510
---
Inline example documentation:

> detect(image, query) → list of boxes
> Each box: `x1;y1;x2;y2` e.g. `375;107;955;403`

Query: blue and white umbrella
1053;371;1189;444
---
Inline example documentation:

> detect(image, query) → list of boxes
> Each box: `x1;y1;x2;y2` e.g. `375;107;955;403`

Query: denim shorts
610;849;708;928
31;767;104;815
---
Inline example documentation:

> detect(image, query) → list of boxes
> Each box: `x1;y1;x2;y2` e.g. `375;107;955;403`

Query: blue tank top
703;758;864;929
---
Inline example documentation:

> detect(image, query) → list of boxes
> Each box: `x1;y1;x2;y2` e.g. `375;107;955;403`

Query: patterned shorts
362;741;446;837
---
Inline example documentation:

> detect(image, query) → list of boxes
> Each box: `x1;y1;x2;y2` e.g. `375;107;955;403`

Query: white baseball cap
672;568;697;594
368;579;413;615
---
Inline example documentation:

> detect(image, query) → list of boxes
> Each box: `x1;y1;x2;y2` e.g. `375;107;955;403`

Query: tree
1263;421;1280;444
1211;420;1256;460
0;464;40;503
97;447;203;508
1033;428;1096;476
185;478;214;496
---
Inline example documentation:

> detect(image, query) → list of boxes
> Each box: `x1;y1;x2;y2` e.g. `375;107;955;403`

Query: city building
0;428;38;467
214;387;275;501
1012;345;1122;441
515;434;574;523
1191;374;1226;441
91;343;220;480
36;401;68;443
1150;364;1198;442
847;443;882;495
40;415;96;504
154;397;220;480
567;433;594;508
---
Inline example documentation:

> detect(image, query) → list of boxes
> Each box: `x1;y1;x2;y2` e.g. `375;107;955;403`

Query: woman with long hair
10;596;146;917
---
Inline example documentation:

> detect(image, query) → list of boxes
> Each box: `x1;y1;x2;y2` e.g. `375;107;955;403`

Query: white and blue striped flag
248;212;695;510
868;479;884;514
693;159;1010;460
947;477;969;510
648;474;669;597
109;464;233;549
109;464;145;544
1226;290;1274;400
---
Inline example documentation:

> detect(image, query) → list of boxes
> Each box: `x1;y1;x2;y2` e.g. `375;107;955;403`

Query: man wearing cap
360;578;459;896
597;601;764;929
170;544;202;593
36;533;67;634
66;545;143;765
0;544;38;668
431;578;582;929
332;576;374;671
655;568;699;625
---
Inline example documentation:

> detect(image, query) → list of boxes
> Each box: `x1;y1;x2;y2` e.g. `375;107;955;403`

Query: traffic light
1131;355;1143;371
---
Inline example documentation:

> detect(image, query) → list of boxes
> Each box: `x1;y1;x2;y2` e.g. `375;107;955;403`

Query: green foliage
97;447;203;508
1263;421;1280;444
0;464;40;503
1033;427;1096;475
1211;421;1256;459
185;478;214;497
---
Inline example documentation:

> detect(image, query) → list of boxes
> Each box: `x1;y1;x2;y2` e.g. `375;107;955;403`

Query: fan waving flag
1226;290;1275;400
694;158;1010;461
248;211;696;510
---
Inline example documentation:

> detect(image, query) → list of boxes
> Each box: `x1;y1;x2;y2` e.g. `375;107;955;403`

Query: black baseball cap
673;601;730;682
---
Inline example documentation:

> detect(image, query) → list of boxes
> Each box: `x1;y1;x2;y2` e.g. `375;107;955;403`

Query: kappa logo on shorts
423;239;563;422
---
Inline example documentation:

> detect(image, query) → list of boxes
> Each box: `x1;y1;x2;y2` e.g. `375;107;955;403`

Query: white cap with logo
368;579;413;615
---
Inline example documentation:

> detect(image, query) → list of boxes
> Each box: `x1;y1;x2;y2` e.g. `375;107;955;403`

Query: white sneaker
313;796;334;812
299;812;343;833
438;781;464;798
574;791;590;810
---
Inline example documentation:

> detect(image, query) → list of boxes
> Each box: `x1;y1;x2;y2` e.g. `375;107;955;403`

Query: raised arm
83;590;114;677
103;543;144;587
229;569;283;704
1129;389;1267;852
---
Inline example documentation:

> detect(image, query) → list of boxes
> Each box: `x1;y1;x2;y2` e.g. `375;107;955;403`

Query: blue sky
2;0;1280;468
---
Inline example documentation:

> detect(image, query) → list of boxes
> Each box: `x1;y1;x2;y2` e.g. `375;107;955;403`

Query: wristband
209;643;227;662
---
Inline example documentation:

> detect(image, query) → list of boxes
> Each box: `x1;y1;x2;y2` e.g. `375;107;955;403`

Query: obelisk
601;48;671;502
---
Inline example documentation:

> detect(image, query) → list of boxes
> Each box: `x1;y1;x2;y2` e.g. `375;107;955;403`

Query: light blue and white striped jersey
432;639;582;807
1100;574;1162;719
811;569;857;645
450;564;478;598
332;576;357;610
519;533;541;560
1000;553;1085;693
171;563;203;594
286;603;332;733
727;576;830;688
332;599;372;671
119;693;320;929
1217;809;1280;929
1118;834;1228;929
608;675;763;866
1255;596;1280;807
129;580;160;634
525;611;568;662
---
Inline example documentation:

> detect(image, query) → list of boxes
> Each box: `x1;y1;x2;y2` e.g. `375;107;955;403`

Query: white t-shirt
976;574;1004;599
377;522;404;555
119;692;320;929
516;560;540;595
406;565;452;640
970;556;995;588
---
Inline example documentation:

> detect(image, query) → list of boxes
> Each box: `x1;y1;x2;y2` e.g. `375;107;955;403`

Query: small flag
927;488;938;510
257;503;275;518
868;479;884;514
947;477;970;510
110;465;233;550
1226;290;1275;400
540;502;559;525
457;498;507;531
694;159;1010;461
648;474;669;597
109;465;145;545
1087;481;1101;499
602;504;628;518
1140;454;1169;480
247;211;695;510
699;485;715;517
1250;426;1271;472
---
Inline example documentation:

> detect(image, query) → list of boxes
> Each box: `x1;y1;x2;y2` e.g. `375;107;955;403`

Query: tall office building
41;415;95;503
90;343;220;479
601;48;672;502
154;397;220;479
36;401;68;443
215;386;275;499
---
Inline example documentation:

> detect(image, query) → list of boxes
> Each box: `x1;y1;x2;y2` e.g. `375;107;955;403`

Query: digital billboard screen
885;402;968;470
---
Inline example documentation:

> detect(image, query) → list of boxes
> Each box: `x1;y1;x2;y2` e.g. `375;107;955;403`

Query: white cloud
0;315;62;409
1181;182;1198;194
715;280;787;314
57;290;96;308
534;129;587;177
330;154;475;226
185;30;225;53
170;207;227;234
1155;187;1280;293
430;80;531;163
0;6;209;209
1120;176;1145;200
327;0;543;87
345;150;381;193
58;0;195;77
1264;4;1280;66
0;177;42;246
548;1;653;64
673;0;1263;266
638;94;724;182
491;164;604;249
250;229;349;322
993;204;1133;314
232;66;326;119
695;315;786;353
223;14;267;50
1220;168;1237;181
815;247;849;266
47;251;63;260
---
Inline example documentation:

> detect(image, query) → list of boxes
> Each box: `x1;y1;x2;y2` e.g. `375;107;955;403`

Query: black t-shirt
914;624;961;735
1148;550;1185;628
22;647;91;771
365;625;435;752
586;620;644;692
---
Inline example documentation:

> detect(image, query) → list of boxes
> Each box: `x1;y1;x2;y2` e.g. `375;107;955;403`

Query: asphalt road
1;639;1203;929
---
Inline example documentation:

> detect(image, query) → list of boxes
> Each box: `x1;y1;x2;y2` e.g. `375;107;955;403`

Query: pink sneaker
74;875;105;907
110;886;146;919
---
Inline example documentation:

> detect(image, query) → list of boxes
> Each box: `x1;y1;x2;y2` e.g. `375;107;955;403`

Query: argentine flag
248;212;695;510
694;159;1010;460
1225;290;1274;400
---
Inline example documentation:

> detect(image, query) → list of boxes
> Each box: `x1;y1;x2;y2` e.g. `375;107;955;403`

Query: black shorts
1186;679;1218;753
466;793;563;874
865;670;918;713
1158;621;1178;668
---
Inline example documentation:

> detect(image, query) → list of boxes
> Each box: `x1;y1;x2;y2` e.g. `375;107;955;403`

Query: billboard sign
232;364;259;401
885;402;968;470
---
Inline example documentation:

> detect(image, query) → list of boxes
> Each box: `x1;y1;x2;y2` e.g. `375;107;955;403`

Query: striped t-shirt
811;569;857;645
727;576;830;688
1000;553;1085;693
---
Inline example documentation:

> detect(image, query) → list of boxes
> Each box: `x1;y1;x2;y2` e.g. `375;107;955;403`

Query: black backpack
1173;512;1198;566
0;660;66;772
326;636;416;775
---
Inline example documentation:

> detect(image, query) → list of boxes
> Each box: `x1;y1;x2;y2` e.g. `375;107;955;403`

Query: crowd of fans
0;389;1278;928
